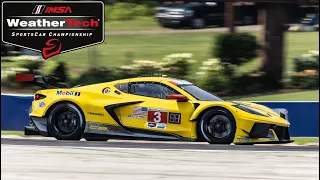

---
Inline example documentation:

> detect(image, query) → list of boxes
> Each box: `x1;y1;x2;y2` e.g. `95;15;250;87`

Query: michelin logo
56;90;81;96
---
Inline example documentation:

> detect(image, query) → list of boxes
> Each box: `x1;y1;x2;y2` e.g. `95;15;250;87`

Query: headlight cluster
233;104;268;117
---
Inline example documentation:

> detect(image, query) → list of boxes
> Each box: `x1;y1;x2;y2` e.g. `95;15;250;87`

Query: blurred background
1;0;319;101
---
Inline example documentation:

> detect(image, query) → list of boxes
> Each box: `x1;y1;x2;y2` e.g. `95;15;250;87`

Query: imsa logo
32;5;46;14
32;5;73;14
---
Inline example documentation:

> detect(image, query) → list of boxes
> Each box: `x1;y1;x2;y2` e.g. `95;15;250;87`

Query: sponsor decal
89;125;108;131
236;137;249;142
103;87;110;94
128;106;147;119
147;108;168;130
146;122;167;130
147;108;168;123
39;102;46;108
128;115;146;119
88;112;104;116
33;103;38;110
168;112;181;124
147;122;157;128
156;123;166;129
56;90;80;96
2;1;104;59
108;126;120;132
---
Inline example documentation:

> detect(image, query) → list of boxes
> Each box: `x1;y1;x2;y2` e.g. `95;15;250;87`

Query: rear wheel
48;103;85;140
198;108;236;144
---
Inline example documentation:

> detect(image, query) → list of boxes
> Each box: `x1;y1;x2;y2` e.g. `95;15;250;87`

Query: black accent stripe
242;129;250;135
193;103;200;110
104;101;143;132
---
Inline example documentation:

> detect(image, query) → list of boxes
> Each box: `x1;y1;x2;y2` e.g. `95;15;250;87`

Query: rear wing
16;74;69;89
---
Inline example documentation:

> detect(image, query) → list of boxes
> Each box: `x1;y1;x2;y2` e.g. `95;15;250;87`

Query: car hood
231;101;280;117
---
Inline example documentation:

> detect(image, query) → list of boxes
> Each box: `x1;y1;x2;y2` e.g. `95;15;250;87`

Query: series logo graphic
2;1;104;59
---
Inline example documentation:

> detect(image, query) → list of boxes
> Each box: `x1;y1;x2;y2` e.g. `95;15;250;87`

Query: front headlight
233;104;268;117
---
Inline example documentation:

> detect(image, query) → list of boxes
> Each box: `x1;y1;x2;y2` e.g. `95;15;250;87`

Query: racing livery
19;75;293;144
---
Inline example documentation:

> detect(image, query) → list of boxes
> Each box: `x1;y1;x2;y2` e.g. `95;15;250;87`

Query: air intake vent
280;112;286;119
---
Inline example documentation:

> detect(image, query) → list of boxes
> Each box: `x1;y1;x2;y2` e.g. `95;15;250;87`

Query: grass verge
105;17;165;31
292;137;319;145
1;131;24;136
226;90;319;101
8;31;315;75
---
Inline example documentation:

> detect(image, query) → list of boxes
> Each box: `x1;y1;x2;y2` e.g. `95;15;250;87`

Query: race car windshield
178;84;224;101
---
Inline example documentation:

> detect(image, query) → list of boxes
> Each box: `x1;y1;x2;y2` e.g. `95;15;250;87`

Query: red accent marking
16;74;35;82
169;81;178;85
36;5;41;14
42;38;62;59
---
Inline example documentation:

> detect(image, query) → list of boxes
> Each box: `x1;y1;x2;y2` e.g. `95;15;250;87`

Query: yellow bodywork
30;77;290;144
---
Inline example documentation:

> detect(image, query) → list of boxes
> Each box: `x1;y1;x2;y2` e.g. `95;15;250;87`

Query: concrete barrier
1;94;319;137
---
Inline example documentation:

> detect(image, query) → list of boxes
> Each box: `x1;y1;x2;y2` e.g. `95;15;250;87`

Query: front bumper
234;123;293;144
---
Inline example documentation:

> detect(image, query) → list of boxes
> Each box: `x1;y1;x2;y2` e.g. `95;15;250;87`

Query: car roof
114;76;193;84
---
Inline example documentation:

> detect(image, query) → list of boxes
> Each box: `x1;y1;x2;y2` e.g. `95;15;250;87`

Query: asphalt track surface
1;138;319;151
1;138;319;180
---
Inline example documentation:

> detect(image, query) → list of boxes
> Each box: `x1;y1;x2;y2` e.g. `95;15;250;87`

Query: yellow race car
18;74;293;144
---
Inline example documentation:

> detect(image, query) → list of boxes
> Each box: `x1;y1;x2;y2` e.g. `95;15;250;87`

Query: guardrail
1;94;319;137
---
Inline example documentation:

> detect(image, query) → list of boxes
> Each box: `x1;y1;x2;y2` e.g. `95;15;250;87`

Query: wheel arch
45;100;85;118
191;105;236;122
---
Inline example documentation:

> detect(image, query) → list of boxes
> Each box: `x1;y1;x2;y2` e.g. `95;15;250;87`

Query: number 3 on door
148;110;168;123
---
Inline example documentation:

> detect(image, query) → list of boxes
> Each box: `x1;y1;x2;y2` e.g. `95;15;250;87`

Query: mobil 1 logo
1;1;104;59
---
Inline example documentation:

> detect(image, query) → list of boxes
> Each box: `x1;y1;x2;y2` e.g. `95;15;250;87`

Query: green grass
105;17;164;31
3;31;318;74
40;31;318;74
226;90;319;101
292;137;319;145
1;131;318;145
1;131;24;136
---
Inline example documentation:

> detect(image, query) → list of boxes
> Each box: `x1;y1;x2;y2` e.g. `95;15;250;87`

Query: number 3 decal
147;109;168;124
153;111;161;123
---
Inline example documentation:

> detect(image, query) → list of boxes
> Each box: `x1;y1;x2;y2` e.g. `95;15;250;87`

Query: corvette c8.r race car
17;74;293;144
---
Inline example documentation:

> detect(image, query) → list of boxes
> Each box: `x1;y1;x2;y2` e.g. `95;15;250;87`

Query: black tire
47;103;85;140
191;18;205;29
198;108;236;144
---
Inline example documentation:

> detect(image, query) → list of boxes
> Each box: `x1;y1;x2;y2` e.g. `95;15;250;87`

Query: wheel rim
193;19;204;28
206;115;231;139
54;109;79;135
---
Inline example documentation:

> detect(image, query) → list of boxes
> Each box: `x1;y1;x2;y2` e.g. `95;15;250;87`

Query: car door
117;81;195;137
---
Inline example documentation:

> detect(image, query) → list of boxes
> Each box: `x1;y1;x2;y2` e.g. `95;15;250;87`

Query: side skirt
84;122;195;142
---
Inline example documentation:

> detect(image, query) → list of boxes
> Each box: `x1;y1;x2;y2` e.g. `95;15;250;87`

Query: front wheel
191;18;205;29
48;103;85;140
198;108;236;144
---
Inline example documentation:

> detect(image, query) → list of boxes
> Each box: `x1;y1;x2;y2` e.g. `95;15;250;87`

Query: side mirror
167;94;188;102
